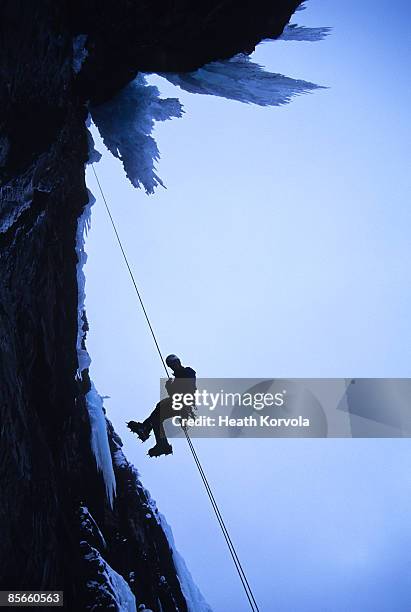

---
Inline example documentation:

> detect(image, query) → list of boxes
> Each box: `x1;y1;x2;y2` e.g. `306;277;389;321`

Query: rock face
0;1;301;610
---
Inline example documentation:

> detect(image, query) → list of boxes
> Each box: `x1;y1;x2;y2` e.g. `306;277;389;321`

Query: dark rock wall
0;1;301;610
0;2;90;600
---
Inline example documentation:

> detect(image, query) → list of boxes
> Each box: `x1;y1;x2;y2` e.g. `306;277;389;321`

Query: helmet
166;354;180;367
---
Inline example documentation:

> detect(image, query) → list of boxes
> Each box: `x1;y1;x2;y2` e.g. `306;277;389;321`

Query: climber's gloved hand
165;379;173;393
127;421;139;433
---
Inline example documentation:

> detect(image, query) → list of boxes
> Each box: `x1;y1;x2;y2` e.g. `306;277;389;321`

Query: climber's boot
148;440;173;458
127;421;150;442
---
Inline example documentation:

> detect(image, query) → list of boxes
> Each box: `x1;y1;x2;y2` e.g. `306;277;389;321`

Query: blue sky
84;1;411;610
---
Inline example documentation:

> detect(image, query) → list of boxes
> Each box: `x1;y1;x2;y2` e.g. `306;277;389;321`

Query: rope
91;164;169;378
181;426;260;612
91;163;260;612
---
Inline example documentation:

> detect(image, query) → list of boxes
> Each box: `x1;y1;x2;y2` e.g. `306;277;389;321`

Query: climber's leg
128;399;176;455
127;399;171;442
147;398;174;444
127;419;151;441
146;398;175;457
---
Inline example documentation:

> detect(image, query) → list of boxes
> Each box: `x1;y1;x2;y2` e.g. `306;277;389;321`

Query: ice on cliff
75;191;116;508
91;45;324;193
91;75;183;194
160;54;321;106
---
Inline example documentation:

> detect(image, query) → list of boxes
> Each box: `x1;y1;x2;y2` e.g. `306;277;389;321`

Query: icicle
160;54;322;107
280;24;331;41
91;75;183;193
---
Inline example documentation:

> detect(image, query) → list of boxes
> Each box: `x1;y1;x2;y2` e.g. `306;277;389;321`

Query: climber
127;354;197;457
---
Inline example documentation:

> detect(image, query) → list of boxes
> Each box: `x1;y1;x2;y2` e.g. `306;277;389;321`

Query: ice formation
160;53;321;107
91;25;326;192
75;190;93;377
75;191;116;507
85;383;117;508
91;75;183;194
280;24;331;41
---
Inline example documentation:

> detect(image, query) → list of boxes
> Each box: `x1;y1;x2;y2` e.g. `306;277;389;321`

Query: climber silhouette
127;354;196;457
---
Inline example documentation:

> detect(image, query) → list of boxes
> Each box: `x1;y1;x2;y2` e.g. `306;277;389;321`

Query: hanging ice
90;23;326;192
85;382;117;507
75;190;93;377
160;54;322;107
75;192;116;507
279;24;331;41
91;75;183;194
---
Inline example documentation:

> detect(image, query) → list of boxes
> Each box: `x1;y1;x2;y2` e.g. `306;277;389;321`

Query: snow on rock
83;543;137;612
123;474;212;611
75;189;93;377
79;504;107;550
110;423;134;472
279;24;331;41
113;445;129;470
91;75;183;193
161;54;321;107
0;182;33;234
159;514;213;612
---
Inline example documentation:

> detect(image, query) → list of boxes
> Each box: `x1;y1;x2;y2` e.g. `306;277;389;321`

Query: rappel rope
91;163;260;612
